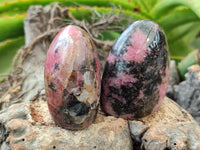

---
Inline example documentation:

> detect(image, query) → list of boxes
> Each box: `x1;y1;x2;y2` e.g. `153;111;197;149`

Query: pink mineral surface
100;20;170;119
44;25;101;130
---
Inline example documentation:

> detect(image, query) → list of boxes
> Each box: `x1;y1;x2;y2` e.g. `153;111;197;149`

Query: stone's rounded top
55;25;86;41
44;25;101;130
111;20;167;63
101;20;169;120
45;25;95;74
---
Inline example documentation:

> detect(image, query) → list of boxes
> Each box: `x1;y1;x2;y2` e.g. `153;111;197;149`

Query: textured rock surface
44;25;101;130
166;60;180;100
0;97;200;150
0;100;132;150
101;20;169;119
129;97;200;150
175;65;200;123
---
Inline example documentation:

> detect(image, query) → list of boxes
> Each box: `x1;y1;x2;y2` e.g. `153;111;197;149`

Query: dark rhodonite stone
100;20;170;119
44;25;101;130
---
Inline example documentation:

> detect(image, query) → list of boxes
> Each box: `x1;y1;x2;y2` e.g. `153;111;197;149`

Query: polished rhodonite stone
44;25;101;130
100;20;169;119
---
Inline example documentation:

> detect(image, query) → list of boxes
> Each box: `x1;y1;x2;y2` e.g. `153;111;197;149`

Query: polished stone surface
100;20;169;119
44;25;101;130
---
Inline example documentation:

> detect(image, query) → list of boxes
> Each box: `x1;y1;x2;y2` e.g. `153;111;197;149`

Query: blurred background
0;0;200;80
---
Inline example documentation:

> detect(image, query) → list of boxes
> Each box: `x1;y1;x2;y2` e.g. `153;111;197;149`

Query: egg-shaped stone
44;25;101;130
100;20;169;119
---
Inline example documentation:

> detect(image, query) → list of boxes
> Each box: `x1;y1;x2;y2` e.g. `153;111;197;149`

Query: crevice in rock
0;123;9;146
128;121;149;150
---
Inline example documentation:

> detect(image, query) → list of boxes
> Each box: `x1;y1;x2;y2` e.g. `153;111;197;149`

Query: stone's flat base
1;97;200;150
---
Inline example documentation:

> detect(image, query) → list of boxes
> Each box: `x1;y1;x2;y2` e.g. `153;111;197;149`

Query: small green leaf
178;49;199;80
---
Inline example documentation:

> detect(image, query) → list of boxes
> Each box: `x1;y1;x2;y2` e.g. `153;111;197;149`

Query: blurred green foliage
0;0;200;79
0;36;24;78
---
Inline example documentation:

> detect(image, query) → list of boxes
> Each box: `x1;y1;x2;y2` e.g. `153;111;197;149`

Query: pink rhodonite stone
100;20;170;119
44;25;101;130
